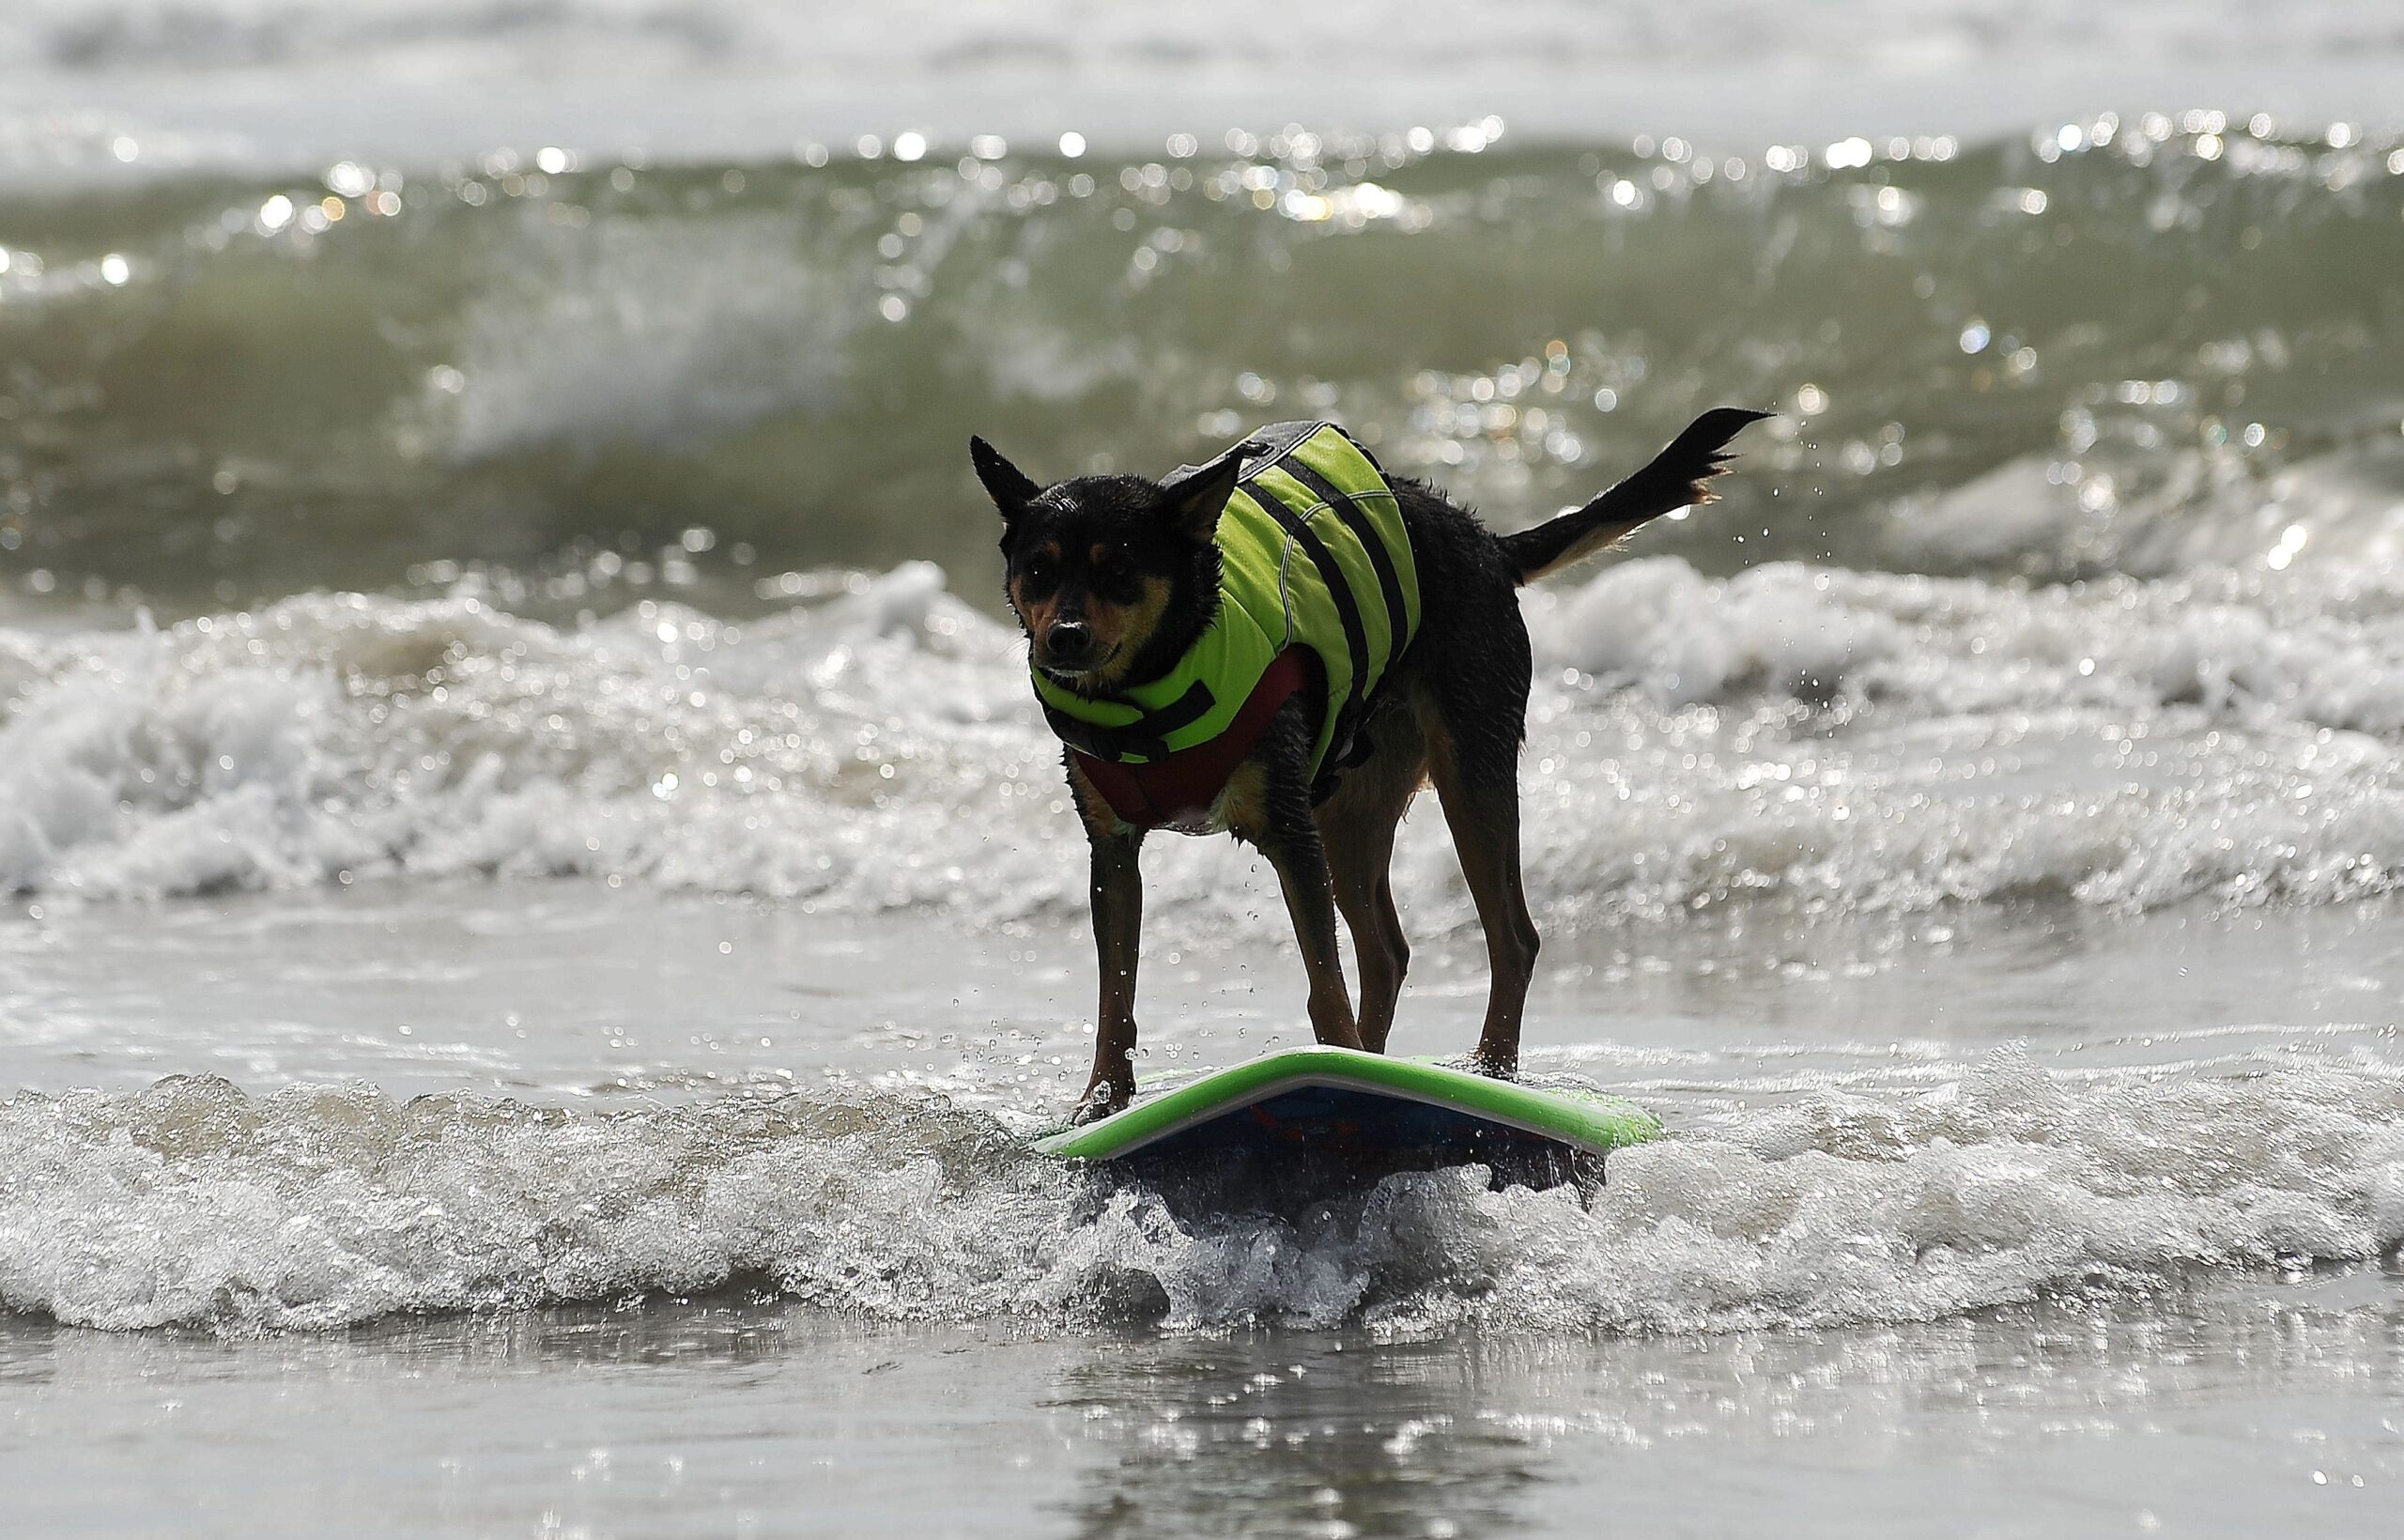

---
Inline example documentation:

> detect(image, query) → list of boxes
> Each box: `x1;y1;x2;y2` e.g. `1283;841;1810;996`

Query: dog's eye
1099;554;1133;585
1024;552;1056;584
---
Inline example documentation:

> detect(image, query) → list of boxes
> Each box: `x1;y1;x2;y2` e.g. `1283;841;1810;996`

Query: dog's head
970;436;1241;695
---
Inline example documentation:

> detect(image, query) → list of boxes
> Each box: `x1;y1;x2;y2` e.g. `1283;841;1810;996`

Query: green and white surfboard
1033;1046;1661;1176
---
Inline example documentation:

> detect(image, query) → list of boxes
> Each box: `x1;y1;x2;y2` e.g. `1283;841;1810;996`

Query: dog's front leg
1075;828;1146;1121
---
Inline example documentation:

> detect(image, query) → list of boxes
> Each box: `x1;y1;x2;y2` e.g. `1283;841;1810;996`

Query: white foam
17;554;2404;919
0;571;1077;911
1513;555;2404;913
2;1047;2396;1333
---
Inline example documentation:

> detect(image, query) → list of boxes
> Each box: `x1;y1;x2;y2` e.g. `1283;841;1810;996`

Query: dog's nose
1044;618;1094;663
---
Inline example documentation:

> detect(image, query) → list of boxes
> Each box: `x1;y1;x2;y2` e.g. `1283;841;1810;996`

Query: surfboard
1032;1045;1660;1183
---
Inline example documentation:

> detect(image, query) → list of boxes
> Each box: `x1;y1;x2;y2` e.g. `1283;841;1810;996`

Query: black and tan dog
972;407;1766;1120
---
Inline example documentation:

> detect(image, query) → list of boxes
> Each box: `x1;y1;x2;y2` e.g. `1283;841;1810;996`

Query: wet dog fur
972;408;1769;1120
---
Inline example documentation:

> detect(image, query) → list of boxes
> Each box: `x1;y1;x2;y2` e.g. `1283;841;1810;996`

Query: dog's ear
1157;454;1243;544
969;436;1040;519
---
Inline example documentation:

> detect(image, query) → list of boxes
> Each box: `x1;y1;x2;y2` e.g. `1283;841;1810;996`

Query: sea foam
13;553;2404;920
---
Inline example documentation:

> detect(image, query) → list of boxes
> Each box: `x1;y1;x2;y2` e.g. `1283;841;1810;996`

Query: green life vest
1031;421;1421;793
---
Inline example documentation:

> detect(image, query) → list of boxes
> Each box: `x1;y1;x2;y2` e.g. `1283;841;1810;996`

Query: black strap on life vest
1241;473;1372;770
1040;676;1216;764
1273;455;1411;666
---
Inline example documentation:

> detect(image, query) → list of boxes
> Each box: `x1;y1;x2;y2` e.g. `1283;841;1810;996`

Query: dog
972;406;1767;1120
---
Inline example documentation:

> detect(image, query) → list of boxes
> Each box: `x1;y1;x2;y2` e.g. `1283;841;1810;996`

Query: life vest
1032;420;1421;832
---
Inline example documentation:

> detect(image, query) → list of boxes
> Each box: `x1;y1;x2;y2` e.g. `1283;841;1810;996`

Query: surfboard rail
1032;1045;1661;1162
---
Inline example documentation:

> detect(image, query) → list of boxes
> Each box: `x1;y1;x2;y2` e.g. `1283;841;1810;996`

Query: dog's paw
1453;1050;1521;1083
1069;1075;1135;1124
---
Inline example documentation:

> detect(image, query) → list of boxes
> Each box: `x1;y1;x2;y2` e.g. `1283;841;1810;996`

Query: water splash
4;1047;2396;1333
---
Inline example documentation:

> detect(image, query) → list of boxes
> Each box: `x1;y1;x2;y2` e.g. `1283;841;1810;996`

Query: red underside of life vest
1072;648;1318;830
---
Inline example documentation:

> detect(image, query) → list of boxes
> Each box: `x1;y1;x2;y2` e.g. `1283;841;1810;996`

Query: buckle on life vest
1040;676;1218;763
1074;649;1319;831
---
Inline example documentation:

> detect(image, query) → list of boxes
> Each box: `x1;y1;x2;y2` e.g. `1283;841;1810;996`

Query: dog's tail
1501;408;1772;585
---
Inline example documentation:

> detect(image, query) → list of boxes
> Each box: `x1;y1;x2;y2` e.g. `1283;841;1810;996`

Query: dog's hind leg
1315;708;1427;1054
1414;640;1539;1079
1425;740;1537;1075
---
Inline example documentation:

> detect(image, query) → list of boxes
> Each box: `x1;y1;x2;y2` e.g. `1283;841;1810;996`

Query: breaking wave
14;546;2404;917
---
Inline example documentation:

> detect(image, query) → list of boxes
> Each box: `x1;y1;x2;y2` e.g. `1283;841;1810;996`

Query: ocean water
5;2;2404;1535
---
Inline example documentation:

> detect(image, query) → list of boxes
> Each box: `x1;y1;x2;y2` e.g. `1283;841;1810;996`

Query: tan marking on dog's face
1008;539;1067;648
1010;529;1174;688
1077;570;1171;690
